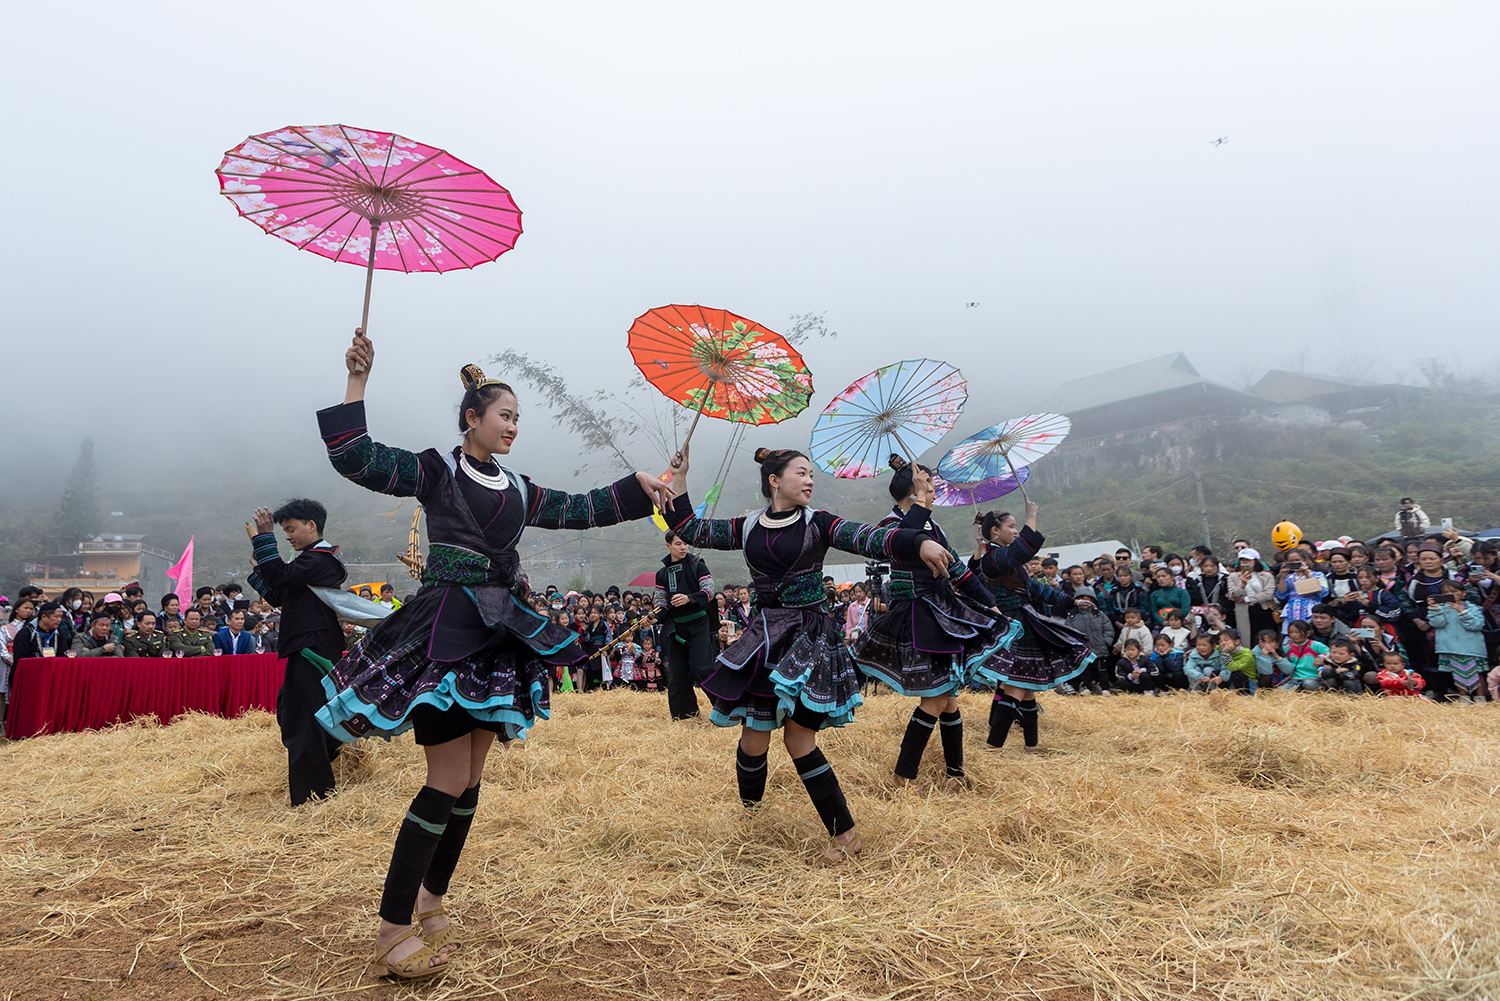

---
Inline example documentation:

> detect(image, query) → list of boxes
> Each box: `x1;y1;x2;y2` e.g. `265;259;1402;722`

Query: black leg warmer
422;782;480;897
736;745;769;807
1017;698;1041;747
987;695;1018;748
894;707;937;780
938;709;964;777
380;786;457;924
792;748;855;836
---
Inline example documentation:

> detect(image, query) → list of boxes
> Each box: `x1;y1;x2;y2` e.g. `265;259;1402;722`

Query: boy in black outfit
247;499;348;806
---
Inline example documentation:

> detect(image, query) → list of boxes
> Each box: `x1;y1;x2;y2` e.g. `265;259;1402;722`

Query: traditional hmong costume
974;525;1094;749
853;504;1022;782
663;490;931;839
653;551;716;720
313;400;655;746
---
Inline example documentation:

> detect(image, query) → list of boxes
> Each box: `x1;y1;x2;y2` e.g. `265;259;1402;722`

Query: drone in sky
1210;136;1229;147
964;301;980;308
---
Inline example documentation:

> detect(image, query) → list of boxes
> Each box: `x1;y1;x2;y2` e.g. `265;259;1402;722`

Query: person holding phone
1273;555;1327;637
1426;581;1487;702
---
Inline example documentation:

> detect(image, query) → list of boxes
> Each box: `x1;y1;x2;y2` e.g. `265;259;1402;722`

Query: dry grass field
0;688;1496;1001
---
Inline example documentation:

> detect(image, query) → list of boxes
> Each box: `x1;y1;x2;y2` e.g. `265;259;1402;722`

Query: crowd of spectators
4;496;1496;727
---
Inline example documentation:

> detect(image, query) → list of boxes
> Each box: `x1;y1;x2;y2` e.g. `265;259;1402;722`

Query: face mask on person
1169;564;1184;576
70;600;83;610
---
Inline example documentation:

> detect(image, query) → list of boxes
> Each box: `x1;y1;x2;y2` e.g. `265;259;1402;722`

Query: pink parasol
216;124;523;346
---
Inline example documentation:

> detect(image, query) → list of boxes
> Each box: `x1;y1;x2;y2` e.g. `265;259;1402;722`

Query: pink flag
166;536;194;609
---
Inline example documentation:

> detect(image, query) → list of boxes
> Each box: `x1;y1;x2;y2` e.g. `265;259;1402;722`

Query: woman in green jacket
1145;565;1191;628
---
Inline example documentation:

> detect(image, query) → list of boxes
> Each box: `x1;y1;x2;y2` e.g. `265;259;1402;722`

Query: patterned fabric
526;482;637;530
669;513;747;552
325;424;427;497
702;609;861;731
423;544;491;586
855;594;1021;697
969;606;1094;692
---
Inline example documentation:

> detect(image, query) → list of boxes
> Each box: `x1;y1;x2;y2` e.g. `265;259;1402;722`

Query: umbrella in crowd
937;412;1071;504
808;359;968;479
216;124;523;355
931;468;1029;509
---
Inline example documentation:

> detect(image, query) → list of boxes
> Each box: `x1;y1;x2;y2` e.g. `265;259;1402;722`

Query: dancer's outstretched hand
919;539;951;577
636;471;674;512
252;507;276;536
669;443;690;482
346;328;374;376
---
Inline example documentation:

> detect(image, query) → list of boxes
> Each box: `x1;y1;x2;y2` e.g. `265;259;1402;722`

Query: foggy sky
4;1;1497;498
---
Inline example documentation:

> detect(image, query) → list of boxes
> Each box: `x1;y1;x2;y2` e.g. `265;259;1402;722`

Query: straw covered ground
0;689;1496;1001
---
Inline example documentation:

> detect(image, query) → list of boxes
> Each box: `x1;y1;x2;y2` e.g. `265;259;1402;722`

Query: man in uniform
171;608;216;657
653;530;716;721
123;612;168;657
247;498;347;806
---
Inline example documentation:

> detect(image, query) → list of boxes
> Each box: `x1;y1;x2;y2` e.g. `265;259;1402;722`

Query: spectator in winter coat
1317;638;1364;695
1064;586;1113;691
1112;607;1152;656
1376;651;1426;697
1183;633;1226;692
1274;555;1327;636
1307;605;1351;647
1253;630;1291;687
1219;629;1258;693
1101;565;1148;625
1395;497;1430;540
1425;581;1488;701
1159;609;1193;652
1227;550;1278;641
1149;634;1187;689
1114;639;1159;693
71;614;123;657
1145;566;1191;629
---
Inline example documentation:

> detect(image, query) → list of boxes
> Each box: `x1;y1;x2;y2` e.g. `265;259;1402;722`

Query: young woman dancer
662;445;952;860
972;503;1094;751
317;331;672;979
853;457;1020;789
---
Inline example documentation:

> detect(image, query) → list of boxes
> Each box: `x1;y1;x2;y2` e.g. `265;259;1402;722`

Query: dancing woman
316;331;671;979
662;445;952;860
972;503;1093;751
852;457;1021;788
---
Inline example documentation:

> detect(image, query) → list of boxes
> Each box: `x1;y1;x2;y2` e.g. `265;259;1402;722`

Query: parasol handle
679;382;714;455
1004;451;1030;506
354;218;381;373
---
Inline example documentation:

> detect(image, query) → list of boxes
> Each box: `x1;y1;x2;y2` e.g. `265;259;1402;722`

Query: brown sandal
372;926;448;979
416;906;464;953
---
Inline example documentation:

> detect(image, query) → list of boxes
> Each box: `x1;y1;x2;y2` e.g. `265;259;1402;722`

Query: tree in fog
54;437;101;548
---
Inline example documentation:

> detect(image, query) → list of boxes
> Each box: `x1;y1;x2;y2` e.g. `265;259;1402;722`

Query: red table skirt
5;654;285;738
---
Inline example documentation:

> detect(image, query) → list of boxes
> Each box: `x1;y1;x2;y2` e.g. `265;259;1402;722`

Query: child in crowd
1149;633;1186;690
1114;639;1159;694
1277;620;1328;691
1183;633;1226;692
1425;581;1489;702
1253;630;1290;687
1219;628;1258;694
1376;650;1426;697
1160;609;1193;652
1063;586;1113;693
614;638;640;689
639;635;661;692
1317;638;1365;694
1113;607;1152;657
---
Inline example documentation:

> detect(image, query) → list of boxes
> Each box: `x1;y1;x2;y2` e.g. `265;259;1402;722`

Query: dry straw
0;689;1496;1000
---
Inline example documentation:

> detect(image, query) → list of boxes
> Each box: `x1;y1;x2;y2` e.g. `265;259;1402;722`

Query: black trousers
664;616;711;720
277;650;341;806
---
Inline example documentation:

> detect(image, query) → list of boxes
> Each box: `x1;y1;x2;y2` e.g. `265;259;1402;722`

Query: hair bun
888;454;908;472
753;447;773;463
460;364;488;391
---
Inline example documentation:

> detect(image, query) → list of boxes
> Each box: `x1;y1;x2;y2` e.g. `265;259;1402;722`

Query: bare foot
823;830;863;862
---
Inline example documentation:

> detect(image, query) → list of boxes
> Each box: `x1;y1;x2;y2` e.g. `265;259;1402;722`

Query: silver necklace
460;451;509;491
758;507;802;529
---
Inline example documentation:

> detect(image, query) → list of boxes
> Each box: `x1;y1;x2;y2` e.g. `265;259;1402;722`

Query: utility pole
1194;467;1211;549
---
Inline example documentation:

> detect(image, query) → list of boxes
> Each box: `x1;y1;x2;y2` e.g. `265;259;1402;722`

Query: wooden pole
1004;451;1030;505
353;215;380;373
679;382;714;454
